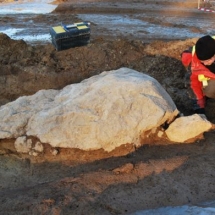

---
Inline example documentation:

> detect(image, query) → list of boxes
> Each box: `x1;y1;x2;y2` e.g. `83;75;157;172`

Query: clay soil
1;0;215;215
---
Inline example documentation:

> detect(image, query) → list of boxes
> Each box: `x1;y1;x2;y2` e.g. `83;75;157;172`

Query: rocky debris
14;135;45;155
14;136;32;153
50;148;59;156
33;141;44;153
165;114;213;142
0;67;179;152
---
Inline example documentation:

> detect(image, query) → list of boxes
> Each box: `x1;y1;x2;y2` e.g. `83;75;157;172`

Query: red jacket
182;48;215;108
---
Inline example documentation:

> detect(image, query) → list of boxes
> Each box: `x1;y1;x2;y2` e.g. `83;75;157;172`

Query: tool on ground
50;22;91;51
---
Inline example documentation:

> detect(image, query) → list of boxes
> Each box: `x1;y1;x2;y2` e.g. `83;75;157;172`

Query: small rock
157;130;164;137
33;142;44;152
51;149;59;156
14;136;32;153
29;150;39;156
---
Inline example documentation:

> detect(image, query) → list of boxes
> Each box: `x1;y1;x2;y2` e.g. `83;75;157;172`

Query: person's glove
195;108;205;114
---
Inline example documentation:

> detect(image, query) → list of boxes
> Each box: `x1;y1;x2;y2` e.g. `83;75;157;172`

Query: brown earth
1;0;215;215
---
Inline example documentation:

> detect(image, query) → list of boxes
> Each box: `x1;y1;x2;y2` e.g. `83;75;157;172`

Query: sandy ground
1;0;215;215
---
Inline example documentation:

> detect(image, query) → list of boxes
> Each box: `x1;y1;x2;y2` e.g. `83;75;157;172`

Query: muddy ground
1;0;215;215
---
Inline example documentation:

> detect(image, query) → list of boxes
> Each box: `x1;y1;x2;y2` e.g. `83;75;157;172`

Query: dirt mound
0;33;194;115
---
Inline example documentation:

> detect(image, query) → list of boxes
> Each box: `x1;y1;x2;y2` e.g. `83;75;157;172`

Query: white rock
157;130;164;138
0;68;179;152
29;150;39;156
14;136;32;153
51;149;59;156
165;114;212;142
33;142;44;152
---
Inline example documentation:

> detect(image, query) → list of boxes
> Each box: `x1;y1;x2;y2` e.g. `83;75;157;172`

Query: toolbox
50;22;90;51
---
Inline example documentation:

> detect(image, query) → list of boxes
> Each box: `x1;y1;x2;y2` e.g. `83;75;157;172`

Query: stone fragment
165;114;212;142
33;142;44;152
29;150;39;156
157;130;164;138
51;149;59;156
14;136;32;153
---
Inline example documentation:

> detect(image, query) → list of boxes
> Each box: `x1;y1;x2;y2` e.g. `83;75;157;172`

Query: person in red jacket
181;35;215;114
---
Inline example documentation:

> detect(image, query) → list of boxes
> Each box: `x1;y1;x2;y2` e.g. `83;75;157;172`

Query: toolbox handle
61;22;90;31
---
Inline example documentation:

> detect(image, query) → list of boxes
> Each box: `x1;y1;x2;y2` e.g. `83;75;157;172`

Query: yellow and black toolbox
50;22;90;51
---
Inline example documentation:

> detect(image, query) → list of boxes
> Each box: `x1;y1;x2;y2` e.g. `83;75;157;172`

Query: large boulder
0;67;178;152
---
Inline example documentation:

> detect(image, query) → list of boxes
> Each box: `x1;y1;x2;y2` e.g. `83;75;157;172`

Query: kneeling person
181;35;215;114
